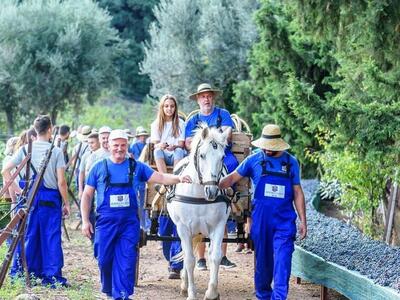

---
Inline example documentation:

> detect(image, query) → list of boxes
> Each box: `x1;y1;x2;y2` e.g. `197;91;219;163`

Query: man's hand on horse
82;221;94;239
179;175;192;183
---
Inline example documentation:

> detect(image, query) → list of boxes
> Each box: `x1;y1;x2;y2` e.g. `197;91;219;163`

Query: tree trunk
5;108;14;135
51;108;58;125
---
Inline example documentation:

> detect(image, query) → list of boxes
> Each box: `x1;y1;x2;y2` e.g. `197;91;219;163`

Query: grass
0;216;102;300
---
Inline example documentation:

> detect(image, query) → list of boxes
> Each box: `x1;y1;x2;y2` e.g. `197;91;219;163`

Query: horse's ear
201;127;209;139
221;129;229;144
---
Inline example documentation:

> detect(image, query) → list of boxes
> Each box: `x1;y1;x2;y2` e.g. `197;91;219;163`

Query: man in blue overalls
2;115;71;287
185;82;238;270
219;124;307;300
80;129;191;300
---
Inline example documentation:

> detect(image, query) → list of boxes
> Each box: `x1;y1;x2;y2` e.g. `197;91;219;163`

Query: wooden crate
231;132;252;164
232;132;252;145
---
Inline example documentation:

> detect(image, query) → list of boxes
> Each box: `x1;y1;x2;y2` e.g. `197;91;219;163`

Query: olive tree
0;0;126;132
141;0;258;112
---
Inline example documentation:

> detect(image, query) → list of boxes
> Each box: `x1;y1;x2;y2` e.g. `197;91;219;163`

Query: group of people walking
1;82;307;300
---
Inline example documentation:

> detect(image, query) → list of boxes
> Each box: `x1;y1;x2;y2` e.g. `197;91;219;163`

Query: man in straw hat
81;129;191;300
185;83;238;270
219;124;307;300
129;126;149;159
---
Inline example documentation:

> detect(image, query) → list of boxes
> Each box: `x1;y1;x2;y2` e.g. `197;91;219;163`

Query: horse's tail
170;234;204;263
192;234;203;253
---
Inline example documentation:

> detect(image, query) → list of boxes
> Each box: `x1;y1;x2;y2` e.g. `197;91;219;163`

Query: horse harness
166;144;231;211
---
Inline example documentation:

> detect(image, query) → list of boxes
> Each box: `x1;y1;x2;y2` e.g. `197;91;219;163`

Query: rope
186;109;200;120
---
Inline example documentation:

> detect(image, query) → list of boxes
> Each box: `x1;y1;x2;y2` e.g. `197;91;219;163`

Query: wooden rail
291;245;400;300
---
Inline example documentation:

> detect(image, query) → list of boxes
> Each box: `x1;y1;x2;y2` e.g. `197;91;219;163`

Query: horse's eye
200;153;206;159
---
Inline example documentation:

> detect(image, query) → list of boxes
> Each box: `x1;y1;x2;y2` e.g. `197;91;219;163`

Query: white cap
109;129;128;141
99;126;112;134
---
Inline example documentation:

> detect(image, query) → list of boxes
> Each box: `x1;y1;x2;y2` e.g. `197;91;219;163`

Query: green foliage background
234;0;400;233
0;0;125;133
96;0;159;101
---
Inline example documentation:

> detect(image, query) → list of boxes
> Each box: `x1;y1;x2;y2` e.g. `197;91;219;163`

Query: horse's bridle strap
202;181;219;186
193;140;223;186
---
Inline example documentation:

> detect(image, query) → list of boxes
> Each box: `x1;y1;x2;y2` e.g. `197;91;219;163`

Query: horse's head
191;124;228;200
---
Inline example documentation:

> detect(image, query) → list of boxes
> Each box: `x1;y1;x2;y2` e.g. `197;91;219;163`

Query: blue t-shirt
184;107;234;138
86;158;154;208
236;151;301;187
128;141;146;160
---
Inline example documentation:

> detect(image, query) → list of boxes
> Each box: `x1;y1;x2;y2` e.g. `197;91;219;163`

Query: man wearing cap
85;126;112;175
2;115;70;287
219;124;307;300
128;126;149;160
71;125;91;166
80;129;191;300
185;83;238;270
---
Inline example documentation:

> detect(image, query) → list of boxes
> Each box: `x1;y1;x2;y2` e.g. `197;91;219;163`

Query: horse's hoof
180;289;188;297
204;294;220;300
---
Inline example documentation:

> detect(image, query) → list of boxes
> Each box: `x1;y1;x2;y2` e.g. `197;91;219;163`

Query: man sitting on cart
185;83;238;270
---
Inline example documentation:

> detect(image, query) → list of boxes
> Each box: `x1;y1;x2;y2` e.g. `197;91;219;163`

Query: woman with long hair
151;94;185;173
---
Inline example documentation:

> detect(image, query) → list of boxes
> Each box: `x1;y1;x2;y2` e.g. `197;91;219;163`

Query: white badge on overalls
110;194;130;208
264;184;285;199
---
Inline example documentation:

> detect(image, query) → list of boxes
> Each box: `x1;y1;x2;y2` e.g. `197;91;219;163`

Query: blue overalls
10;165;67;286
250;153;297;300
158;215;183;271
94;158;140;300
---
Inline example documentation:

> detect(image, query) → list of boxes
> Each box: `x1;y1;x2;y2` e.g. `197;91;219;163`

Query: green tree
0;0;125;132
235;0;400;234
96;0;159;101
233;1;333;177
141;0;258;112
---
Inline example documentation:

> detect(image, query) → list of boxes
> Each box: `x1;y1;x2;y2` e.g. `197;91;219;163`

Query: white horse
167;124;230;300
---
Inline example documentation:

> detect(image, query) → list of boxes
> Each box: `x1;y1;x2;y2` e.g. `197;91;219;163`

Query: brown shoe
168;268;181;279
235;243;244;253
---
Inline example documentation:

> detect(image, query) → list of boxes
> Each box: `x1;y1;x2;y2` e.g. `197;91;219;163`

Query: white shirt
151;119;185;147
85;148;110;174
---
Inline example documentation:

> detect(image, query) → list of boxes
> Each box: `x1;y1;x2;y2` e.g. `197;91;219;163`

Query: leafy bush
318;179;341;201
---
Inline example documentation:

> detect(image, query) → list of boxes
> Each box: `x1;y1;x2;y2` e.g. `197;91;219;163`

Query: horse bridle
193;139;224;186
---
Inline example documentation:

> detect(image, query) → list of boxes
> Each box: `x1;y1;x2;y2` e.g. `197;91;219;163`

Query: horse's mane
190;123;228;158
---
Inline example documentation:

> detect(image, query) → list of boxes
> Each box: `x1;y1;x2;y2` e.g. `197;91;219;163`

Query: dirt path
7;215;346;300
64;216;346;300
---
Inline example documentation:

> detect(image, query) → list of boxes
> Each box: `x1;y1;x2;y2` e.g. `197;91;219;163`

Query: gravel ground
298;180;400;291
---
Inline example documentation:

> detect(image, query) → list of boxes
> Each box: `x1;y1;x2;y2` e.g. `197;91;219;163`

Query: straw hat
77;125;92;142
4;136;19;156
189;83;222;100
252;124;290;151
135;126;149;137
